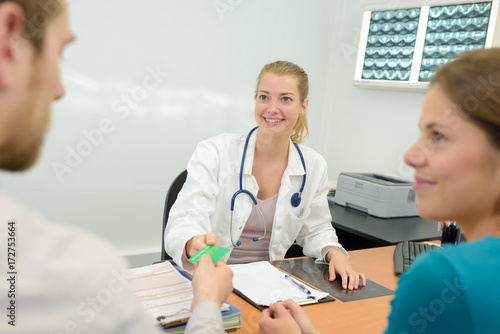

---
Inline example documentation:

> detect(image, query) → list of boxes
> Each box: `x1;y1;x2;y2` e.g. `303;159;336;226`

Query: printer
335;172;418;218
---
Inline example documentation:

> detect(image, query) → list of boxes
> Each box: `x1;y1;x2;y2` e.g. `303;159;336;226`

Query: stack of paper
159;303;241;333
126;261;241;332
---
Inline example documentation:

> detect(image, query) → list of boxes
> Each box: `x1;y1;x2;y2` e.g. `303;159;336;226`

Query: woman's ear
300;98;309;116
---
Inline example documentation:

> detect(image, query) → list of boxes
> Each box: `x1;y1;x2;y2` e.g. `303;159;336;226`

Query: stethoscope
230;126;307;247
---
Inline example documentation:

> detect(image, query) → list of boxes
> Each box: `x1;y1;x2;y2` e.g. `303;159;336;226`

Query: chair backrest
161;169;188;261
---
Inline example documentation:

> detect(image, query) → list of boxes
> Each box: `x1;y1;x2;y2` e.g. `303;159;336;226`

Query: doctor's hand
326;248;366;290
185;233;218;258
258;299;321;334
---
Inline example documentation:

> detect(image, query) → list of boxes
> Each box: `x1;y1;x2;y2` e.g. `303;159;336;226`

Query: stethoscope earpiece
230;126;306;247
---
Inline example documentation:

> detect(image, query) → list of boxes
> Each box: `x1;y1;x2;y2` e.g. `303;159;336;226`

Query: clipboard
233;287;335;311
228;261;334;310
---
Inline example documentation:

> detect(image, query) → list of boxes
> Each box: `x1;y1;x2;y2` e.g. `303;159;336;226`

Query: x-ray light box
353;0;500;91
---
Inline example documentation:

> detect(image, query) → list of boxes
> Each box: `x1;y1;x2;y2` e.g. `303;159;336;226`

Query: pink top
227;193;278;264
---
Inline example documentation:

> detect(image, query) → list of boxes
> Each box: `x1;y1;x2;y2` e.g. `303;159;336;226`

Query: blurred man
0;1;232;333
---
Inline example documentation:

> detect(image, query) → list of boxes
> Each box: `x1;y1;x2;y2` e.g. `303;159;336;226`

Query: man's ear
0;2;26;89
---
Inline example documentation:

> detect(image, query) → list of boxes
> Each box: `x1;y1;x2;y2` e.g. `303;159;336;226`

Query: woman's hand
258;301;302;334
258;299;321;334
185;233;217;258
327;248;367;290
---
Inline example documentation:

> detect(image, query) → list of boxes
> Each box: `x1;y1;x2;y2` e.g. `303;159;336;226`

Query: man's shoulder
0;191;128;280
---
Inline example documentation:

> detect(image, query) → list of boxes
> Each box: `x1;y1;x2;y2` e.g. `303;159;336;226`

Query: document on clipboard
228;261;330;308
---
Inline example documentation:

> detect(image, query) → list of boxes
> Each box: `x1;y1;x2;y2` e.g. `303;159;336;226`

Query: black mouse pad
271;258;394;302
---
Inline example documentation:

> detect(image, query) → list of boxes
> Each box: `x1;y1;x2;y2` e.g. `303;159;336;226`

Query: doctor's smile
263;117;284;124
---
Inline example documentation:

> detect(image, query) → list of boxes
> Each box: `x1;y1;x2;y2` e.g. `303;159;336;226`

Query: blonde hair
255;60;309;144
0;0;62;50
431;48;500;149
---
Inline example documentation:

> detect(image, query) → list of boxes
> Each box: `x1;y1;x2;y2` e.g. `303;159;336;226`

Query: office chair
285;242;304;258
161;169;188;262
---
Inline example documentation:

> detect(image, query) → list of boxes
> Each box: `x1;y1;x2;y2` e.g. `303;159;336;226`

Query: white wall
318;0;427;183
0;0;432;265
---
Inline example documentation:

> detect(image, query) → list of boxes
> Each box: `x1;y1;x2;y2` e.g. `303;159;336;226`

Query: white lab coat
165;130;346;271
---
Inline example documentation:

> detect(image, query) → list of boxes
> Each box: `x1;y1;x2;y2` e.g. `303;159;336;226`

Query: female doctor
165;60;365;290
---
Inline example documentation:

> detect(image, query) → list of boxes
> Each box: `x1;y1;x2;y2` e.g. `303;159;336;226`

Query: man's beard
0;131;45;172
0;59;51;172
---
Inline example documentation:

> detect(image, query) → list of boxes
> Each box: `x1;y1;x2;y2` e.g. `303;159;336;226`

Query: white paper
127;261;229;325
229;261;329;306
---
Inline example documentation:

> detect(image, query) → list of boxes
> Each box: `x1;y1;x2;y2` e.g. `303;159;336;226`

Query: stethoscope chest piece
230;126;307;247
291;192;302;207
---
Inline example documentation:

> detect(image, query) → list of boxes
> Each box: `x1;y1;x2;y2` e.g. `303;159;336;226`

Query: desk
227;245;399;333
329;201;440;249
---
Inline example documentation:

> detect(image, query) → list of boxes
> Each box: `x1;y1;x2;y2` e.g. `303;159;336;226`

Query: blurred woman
259;49;500;333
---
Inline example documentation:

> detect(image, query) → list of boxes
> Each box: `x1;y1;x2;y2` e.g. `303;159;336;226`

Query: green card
188;245;230;264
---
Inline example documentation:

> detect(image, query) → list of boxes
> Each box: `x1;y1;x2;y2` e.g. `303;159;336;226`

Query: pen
284;275;311;295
